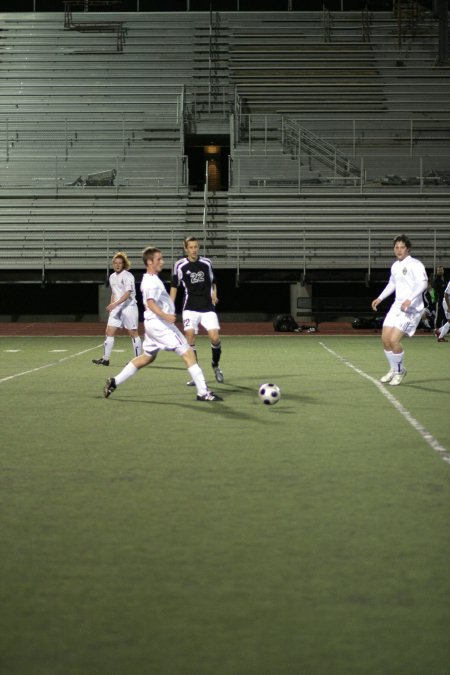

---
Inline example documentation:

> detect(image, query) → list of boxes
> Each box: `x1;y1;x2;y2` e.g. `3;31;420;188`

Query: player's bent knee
134;353;156;368
181;347;197;367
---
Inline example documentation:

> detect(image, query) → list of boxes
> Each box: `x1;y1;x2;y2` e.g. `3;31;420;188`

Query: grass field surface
1;334;450;675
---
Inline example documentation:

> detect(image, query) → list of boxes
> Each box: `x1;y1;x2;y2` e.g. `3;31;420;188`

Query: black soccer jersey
171;256;216;312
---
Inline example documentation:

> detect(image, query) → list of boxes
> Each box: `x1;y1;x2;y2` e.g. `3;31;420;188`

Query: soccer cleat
196;391;223;402
434;329;440;339
92;358;110;366
103;377;117;398
380;369;395;383
437;337;448;342
186;380;196;387
213;366;224;384
389;369;407;386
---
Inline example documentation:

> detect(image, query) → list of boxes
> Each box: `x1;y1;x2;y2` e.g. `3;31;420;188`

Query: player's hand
371;298;380;311
401;299;411;312
165;313;176;323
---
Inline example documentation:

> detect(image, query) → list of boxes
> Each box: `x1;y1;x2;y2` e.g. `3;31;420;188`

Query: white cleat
389;369;407;386
380;369;395;383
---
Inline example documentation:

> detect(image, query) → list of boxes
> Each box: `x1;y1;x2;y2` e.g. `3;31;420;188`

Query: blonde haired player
92;251;142;366
371;234;428;386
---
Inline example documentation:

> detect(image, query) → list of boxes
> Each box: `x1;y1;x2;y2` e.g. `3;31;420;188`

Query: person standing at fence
435;279;450;343
433;265;447;332
371;234;428;386
92;251;142;366
170;236;224;386
103;246;222;402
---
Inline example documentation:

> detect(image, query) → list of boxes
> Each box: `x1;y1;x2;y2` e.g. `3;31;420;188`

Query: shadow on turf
400;378;450;395
95;381;314;419
96;395;271;421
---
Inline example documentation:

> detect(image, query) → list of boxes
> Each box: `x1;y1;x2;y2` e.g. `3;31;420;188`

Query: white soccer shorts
107;303;139;330
182;310;220;334
143;318;190;356
443;300;450;321
383;304;422;337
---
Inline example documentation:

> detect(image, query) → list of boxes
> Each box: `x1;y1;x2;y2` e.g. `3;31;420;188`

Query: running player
371;234;428;386
92;251;142;366
103;246;222;402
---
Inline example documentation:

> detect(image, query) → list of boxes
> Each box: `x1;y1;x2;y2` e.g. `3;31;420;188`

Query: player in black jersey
170;236;224;384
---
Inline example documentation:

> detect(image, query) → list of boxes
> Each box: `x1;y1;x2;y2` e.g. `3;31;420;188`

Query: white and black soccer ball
258;383;281;405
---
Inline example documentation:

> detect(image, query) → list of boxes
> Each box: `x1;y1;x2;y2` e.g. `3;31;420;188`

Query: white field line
319;341;450;466
0;344;102;384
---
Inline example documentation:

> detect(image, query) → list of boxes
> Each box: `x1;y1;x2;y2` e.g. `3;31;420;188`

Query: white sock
115;362;138;386
132;336;142;356
391;351;404;373
188;363;208;396
384;350;395;370
104;336;114;359
439;322;450;339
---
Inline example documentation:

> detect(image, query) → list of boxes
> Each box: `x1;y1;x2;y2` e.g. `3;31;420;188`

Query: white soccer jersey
443;280;450;312
380;255;428;314
109;269;137;307
141;272;175;320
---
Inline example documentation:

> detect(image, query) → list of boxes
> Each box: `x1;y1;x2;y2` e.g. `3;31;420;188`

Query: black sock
211;341;221;367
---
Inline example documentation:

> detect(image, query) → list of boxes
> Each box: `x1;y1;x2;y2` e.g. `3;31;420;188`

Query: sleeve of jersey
124;273;135;292
205;258;214;283
378;276;395;302
410;263;428;302
170;262;180;288
141;278;156;305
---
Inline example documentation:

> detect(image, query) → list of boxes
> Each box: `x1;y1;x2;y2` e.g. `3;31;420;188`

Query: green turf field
1;335;450;675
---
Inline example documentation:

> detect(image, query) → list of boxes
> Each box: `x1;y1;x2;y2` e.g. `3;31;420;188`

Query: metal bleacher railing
230;112;450;193
0;95;188;192
2;215;449;281
63;0;126;52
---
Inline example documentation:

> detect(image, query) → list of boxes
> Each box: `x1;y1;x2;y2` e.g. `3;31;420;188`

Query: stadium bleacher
0;8;449;290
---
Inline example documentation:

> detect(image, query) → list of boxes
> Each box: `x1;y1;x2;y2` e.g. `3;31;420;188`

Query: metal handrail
283;119;360;178
202;161;209;249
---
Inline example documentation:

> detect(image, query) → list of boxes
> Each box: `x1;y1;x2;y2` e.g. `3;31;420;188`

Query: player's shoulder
198;255;213;266
409;255;426;270
174;256;189;270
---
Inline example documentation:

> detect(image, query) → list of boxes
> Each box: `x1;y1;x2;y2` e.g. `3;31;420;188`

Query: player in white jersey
435;280;450;342
92;252;142;366
103;247;223;402
371;234;428;386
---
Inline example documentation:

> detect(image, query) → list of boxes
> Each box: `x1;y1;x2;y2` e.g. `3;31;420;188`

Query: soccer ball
258;383;281;405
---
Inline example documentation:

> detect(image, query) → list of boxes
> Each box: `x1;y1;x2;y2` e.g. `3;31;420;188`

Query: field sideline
1;330;449;675
0;320;403;337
